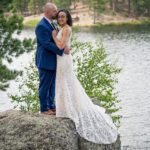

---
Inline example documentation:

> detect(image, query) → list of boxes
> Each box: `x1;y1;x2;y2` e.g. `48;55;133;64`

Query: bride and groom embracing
35;2;118;144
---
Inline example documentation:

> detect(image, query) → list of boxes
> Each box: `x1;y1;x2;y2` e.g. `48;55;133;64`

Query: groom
35;3;70;115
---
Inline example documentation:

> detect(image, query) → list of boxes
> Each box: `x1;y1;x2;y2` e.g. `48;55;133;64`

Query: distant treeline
12;0;73;16
85;0;150;17
1;0;150;17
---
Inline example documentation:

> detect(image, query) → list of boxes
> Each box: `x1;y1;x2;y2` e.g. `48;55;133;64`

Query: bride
52;9;118;144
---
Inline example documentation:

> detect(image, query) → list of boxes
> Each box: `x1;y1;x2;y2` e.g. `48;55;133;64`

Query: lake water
0;26;150;150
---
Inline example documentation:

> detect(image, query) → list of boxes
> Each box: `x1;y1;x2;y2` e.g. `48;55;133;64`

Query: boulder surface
0;110;121;150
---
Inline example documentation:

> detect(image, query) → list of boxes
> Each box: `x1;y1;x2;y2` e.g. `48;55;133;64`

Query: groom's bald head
44;2;58;20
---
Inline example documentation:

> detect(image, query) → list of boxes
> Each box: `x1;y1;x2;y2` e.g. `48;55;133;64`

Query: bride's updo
56;9;73;26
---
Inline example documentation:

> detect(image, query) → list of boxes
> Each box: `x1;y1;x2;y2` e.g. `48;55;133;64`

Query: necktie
51;21;59;31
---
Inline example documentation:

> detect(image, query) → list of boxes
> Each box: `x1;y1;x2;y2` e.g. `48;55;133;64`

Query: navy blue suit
35;17;64;112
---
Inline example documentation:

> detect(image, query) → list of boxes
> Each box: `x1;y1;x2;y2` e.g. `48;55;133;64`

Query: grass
24;19;40;28
95;18;150;27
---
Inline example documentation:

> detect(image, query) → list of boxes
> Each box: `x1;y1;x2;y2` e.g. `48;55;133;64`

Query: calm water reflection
0;26;150;149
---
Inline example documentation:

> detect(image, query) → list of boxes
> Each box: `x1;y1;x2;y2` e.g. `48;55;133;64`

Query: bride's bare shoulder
63;25;72;34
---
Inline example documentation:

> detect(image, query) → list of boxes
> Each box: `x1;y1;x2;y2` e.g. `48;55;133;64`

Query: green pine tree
0;1;34;91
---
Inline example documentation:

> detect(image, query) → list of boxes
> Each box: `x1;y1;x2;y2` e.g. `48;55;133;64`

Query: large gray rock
0;110;121;150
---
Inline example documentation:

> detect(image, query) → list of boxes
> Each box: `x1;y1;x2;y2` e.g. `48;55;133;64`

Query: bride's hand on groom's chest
52;30;58;38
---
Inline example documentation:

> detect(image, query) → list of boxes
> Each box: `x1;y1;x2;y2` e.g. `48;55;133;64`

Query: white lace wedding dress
55;27;118;144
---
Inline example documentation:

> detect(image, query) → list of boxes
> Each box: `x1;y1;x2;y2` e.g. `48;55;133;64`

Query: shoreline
23;17;150;29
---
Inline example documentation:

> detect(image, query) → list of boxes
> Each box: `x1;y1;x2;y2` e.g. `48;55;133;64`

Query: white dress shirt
44;16;56;29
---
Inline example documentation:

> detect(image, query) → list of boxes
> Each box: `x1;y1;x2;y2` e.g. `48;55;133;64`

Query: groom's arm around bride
35;24;64;56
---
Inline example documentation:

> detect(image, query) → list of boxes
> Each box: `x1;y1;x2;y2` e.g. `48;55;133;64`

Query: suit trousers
38;68;56;112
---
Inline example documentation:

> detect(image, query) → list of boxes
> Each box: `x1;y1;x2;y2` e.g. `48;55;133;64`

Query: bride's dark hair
56;9;73;26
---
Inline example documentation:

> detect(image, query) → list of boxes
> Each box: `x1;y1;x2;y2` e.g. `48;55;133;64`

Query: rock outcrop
0;110;121;150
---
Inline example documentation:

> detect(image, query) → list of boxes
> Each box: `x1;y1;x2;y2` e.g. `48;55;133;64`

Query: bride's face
57;12;67;26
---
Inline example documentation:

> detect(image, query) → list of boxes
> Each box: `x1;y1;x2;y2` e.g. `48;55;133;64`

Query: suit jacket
35;17;64;70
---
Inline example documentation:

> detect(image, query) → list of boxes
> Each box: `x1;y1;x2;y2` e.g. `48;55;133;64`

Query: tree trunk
110;0;113;9
128;0;131;14
134;0;140;17
93;7;96;24
112;0;117;12
148;7;150;17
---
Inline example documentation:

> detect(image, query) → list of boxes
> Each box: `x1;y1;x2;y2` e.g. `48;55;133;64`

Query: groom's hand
64;46;71;55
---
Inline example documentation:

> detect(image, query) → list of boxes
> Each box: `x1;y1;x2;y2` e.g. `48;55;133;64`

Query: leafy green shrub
124;12;129;17
10;56;39;112
71;40;122;126
111;11;116;16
